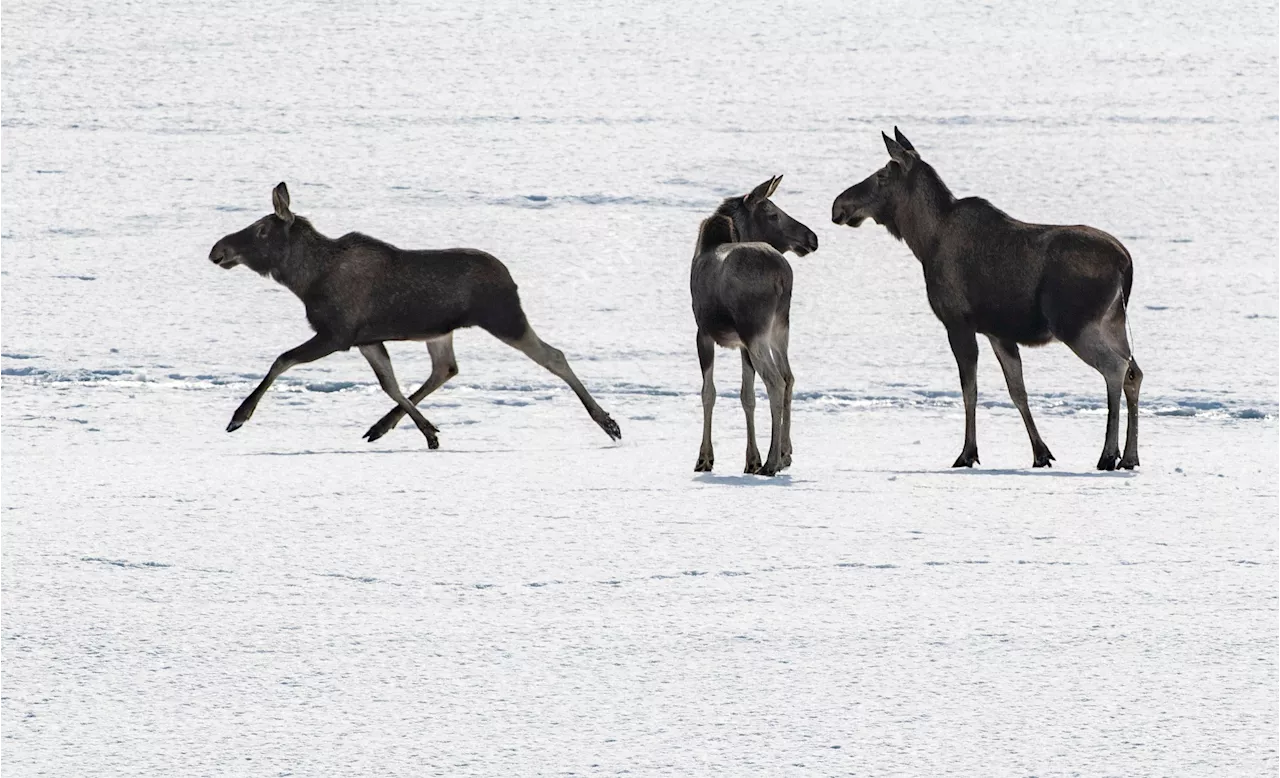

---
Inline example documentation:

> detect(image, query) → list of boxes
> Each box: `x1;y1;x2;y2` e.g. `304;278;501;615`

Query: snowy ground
3;0;1278;775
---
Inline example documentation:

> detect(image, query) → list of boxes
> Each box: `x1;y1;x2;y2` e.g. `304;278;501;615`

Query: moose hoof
952;449;979;468
744;451;762;474
1118;454;1139;470
781;452;792;470
1033;450;1055;468
694;456;714;472
363;418;396;442
598;414;622;441
758;462;781;477
1096;452;1119;471
226;418;245;433
416;421;441;450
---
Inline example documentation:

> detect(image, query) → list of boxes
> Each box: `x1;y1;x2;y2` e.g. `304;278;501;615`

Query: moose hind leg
1119;358;1142;469
364;335;458;442
947;328;980;467
747;340;786;476
502;328;621;441
1065;323;1128;471
988;336;1054;467
740;350;761;474
1097;370;1124;471
771;322;794;470
359;343;440;449
695;331;716;471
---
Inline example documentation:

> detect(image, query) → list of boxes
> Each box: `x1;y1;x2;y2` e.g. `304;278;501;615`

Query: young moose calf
691;176;819;476
208;183;621;448
832;129;1141;470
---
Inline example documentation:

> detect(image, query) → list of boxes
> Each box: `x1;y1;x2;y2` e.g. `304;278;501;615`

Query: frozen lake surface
3;0;1277;775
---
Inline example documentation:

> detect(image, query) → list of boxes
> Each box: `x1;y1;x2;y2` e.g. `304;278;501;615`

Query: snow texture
2;0;1277;775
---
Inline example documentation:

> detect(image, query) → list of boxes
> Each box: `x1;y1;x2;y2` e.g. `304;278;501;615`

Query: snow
3;0;1277;775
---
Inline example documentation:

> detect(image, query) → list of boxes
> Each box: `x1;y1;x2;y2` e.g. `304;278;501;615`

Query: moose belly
353;309;467;345
711;330;745;349
973;306;1055;345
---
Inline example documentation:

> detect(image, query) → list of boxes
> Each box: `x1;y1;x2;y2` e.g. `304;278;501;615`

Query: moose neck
266;219;332;298
713;198;753;245
890;162;956;263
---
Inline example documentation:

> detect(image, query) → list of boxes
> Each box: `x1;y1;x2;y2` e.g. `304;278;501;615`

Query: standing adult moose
832;129;1142;471
691;176;819;476
208;182;621;448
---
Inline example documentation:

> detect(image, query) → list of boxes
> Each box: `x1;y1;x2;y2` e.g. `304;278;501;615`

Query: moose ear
883;132;915;170
272;182;294;225
893;126;915;153
765;174;782;198
745;175;779;205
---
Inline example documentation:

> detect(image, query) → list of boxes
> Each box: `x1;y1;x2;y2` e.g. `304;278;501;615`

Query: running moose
208;183;621;448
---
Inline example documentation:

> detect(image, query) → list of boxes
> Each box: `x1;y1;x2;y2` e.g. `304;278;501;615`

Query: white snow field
3;0;1277;775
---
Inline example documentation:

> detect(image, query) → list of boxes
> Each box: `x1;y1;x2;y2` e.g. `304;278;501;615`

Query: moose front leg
947;327;980;467
227;335;343;432
988;336;1054;467
359;343;440;449
364;335;457;443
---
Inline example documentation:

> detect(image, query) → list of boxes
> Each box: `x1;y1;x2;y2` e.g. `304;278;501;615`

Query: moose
832;129;1142;471
208;182;621;448
691;176;819;476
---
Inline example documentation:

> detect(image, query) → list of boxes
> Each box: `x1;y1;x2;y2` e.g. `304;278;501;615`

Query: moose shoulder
832;129;1142;471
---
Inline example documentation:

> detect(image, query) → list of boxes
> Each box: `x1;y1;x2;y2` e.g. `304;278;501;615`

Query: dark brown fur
690;176;817;476
832;129;1142;470
209;182;621;447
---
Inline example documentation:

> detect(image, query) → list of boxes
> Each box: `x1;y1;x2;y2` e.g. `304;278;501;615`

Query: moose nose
209;244;226;264
832;203;847;224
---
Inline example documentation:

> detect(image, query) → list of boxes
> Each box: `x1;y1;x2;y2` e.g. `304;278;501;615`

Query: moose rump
695;246;794;354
